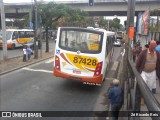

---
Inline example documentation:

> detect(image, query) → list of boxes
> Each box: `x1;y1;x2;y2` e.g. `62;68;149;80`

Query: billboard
137;11;150;35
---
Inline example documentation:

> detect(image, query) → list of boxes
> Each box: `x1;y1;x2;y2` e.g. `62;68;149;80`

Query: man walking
108;79;123;120
136;40;160;94
26;46;33;60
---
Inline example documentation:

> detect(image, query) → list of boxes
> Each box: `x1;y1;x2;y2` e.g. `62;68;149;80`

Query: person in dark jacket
108;79;124;120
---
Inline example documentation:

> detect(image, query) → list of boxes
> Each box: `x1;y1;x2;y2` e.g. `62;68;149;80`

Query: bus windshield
6;31;13;40
59;29;103;54
0;31;12;40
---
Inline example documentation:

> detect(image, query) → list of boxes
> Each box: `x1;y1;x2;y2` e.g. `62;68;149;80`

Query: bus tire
12;44;16;49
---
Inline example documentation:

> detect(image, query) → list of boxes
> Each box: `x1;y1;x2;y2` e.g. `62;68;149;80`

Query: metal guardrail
125;46;160;120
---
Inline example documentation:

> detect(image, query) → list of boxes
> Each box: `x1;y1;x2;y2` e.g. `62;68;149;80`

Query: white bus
0;29;34;49
53;27;115;85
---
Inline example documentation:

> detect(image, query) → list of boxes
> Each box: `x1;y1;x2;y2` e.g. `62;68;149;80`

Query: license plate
73;70;81;74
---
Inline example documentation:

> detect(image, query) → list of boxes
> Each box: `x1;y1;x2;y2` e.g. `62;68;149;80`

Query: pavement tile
0;51;54;74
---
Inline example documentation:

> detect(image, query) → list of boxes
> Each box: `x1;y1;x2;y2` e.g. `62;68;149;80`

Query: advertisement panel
137;11;150;35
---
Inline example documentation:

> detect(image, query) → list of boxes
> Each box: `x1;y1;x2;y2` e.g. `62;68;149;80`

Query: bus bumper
53;67;103;84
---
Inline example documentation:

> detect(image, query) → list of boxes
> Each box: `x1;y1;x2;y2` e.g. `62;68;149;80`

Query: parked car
114;39;121;47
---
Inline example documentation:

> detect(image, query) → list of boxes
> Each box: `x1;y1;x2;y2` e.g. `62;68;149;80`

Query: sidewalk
0;50;54;75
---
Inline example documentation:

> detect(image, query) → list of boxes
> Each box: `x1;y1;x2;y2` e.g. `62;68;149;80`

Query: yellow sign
88;43;99;50
88;34;99;40
129;27;134;39
65;53;98;71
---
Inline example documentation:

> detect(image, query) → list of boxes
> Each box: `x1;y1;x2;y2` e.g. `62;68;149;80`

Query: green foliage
97;17;122;30
13;19;29;29
150;9;160;16
97;17;107;27
111;18;121;29
37;1;87;28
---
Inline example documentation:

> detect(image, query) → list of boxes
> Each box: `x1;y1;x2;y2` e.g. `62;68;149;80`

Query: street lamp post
0;0;8;61
123;0;136;109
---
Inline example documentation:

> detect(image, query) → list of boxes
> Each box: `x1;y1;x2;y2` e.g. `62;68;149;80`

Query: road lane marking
121;48;125;56
22;67;53;73
45;58;54;63
111;61;119;71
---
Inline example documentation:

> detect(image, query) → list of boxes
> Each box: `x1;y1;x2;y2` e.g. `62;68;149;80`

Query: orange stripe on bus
53;67;103;84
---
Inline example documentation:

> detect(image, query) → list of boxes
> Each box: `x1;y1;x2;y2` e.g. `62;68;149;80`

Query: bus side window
107;36;110;53
19;31;25;38
12;32;18;40
106;38;108;56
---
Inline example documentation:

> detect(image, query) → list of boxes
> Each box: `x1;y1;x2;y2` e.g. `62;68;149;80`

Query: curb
92;61;120;120
0;55;54;76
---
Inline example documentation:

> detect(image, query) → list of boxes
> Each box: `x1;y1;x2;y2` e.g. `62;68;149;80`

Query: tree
97;17;108;28
37;2;65;52
110;18;121;31
55;7;88;27
37;1;88;52
12;15;29;29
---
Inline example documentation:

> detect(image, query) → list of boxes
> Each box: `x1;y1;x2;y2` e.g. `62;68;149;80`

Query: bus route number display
73;57;97;66
88;34;99;40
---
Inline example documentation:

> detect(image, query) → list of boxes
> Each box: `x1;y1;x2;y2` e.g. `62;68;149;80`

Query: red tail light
94;62;103;76
55;55;60;70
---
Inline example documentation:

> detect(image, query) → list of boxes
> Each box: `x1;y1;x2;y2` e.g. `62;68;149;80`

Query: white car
114;39;121;47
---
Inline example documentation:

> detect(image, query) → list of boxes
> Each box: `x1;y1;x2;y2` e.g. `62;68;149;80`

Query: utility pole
108;20;109;30
0;0;7;61
124;0;135;63
123;0;135;96
34;0;38;59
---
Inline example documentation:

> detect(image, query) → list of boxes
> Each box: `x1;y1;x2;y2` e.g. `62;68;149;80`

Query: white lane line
121;48;125;56
22;67;53;73
111;61;119;71
45;58;54;63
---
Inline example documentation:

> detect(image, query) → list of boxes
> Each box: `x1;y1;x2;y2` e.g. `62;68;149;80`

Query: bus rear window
59;29;103;54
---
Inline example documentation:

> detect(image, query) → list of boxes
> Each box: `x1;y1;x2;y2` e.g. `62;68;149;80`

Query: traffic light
88;0;94;6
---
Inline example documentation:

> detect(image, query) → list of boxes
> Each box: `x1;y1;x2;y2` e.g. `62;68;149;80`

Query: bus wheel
12;44;16;49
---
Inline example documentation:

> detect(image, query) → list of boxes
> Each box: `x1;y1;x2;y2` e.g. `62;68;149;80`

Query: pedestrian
136;40;160;94
155;40;160;52
136;40;141;48
144;44;149;50
108;79;123;120
132;45;137;62
26;46;33;60
106;82;114;120
22;46;27;62
136;46;142;57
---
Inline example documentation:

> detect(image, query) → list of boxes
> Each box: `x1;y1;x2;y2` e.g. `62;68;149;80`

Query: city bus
0;29;34;49
53;27;115;85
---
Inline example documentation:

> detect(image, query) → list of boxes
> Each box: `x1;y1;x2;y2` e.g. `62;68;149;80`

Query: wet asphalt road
0;46;122;120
